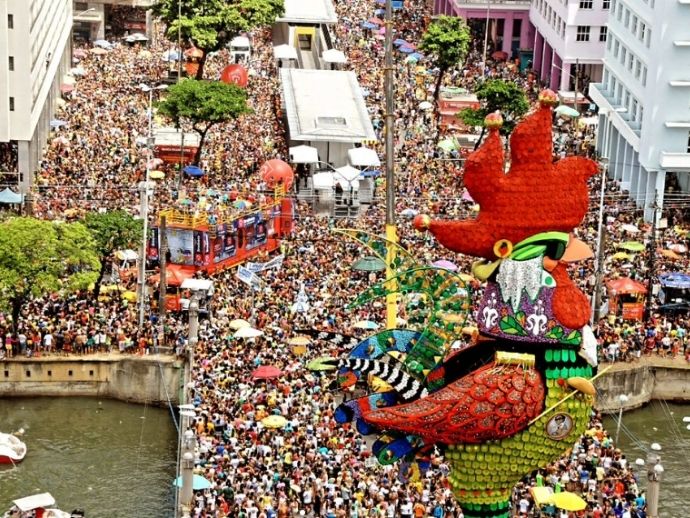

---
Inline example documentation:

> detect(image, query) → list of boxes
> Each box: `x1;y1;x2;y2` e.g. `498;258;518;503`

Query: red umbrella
220;64;249;88
252;365;284;380
492;50;509;61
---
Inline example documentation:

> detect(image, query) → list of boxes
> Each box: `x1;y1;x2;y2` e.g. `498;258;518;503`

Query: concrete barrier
594;357;690;412
0;354;183;407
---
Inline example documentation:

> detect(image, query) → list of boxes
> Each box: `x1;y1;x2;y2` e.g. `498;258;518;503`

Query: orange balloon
260;159;294;190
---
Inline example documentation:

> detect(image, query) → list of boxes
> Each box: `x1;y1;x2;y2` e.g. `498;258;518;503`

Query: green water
0;397;177;518
604;401;690;517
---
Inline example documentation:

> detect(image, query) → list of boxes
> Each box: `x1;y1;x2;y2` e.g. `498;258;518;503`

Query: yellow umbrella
292;345;307;356
150;170;165;180
261;415;287;429
661;249;681;260
611;252;631;261
288;336;310;346
229;318;251;330
122;291;137;302
552;492;587;512
529;486;554;507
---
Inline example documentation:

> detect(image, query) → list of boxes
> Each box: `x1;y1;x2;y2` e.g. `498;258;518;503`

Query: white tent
274;44;298;61
348;147;381;167
289;145;319;164
322;49;347;64
335;165;361;182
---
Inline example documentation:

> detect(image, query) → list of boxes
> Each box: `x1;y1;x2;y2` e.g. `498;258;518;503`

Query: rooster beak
561;236;594;263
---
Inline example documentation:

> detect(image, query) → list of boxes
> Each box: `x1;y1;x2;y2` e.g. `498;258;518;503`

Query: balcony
451;0;530;8
589;82;642;149
660;152;690;171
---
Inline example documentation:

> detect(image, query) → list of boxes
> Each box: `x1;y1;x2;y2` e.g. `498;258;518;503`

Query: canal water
0;397;177;518
603;401;690;517
2;397;688;516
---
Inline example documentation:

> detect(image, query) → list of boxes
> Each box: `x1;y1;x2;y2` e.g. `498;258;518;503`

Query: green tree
0;218;100;332
154;0;284;79
156;79;252;164
458;79;530;148
418;15;471;101
84;210;143;298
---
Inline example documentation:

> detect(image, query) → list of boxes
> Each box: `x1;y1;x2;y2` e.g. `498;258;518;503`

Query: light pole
635;443;663;518
137;84;168;327
614;393;629;444
383;0;398;330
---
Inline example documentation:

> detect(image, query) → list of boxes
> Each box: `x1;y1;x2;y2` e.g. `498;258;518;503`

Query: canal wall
594;357;690;412
0;354;183;407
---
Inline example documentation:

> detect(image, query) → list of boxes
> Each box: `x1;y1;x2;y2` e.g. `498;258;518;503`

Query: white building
589;0;690;221
0;0;72;191
530;0;610;92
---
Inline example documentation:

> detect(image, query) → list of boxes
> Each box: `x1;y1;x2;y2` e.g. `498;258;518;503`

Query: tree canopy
84;210;143;296
458;79;530;142
418;16;471;101
156;79;252;164
0;218;100;329
154;0;284;78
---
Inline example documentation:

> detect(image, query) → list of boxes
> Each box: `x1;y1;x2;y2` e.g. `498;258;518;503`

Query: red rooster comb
416;89;598;260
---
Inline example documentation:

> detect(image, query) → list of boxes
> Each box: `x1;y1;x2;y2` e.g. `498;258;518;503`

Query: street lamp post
614;393;629;444
137;84;168;327
636;443;663;518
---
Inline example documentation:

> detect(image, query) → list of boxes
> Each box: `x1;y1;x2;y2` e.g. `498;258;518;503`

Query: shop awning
348;147;381;167
289;145;318;164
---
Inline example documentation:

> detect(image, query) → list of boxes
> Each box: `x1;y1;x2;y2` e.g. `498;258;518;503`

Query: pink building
432;0;535;58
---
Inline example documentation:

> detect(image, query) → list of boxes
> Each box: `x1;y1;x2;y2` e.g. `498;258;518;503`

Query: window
634;59;641;79
576;26;591;42
613;39;620;58
7;14;13;29
687;132;690;153
9;97;14;111
579;0;593;8
603;0;611;8
631;99;638;121
640;23;646;42
641;67;647;86
8;56;13;71
624;9;630;28
600;26;608;42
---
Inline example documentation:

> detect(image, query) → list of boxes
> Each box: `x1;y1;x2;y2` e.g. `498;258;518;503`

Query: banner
237;266;262;289
246;254;285;273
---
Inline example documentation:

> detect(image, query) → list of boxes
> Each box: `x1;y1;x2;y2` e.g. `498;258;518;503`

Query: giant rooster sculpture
311;90;601;518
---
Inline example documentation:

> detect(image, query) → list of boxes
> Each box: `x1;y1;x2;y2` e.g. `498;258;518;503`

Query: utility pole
481;0;491;80
591;157;608;325
384;0;397;330
137;179;150;327
644;192;659;322
24;191;34;216
158;215;168;351
177;0;185;188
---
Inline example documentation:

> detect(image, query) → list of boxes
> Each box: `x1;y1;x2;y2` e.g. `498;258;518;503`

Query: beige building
0;0;73;191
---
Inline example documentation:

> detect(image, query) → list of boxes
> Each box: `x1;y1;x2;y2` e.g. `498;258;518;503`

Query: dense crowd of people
2;0;689;517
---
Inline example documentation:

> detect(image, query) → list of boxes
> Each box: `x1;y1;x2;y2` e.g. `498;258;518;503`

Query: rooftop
277;0;338;24
280;69;376;144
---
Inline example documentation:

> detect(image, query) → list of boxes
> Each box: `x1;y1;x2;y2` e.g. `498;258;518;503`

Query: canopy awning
273;44;298;60
659;272;690;289
322;49;347;64
115;249;138;261
607;277;647;295
149;264;194;287
13;493;56;512
230;36;250;48
0;188;23;204
348;147;381;167
289;145;319;164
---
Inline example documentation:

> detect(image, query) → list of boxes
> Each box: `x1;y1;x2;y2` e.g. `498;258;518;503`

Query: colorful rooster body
316;91;600;518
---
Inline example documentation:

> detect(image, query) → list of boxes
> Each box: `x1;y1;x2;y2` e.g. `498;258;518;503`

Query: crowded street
1;1;689;517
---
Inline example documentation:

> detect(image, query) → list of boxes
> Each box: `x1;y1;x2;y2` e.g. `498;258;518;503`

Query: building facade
530;0;609;92
590;0;690;222
0;0;72;191
433;1;534;58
